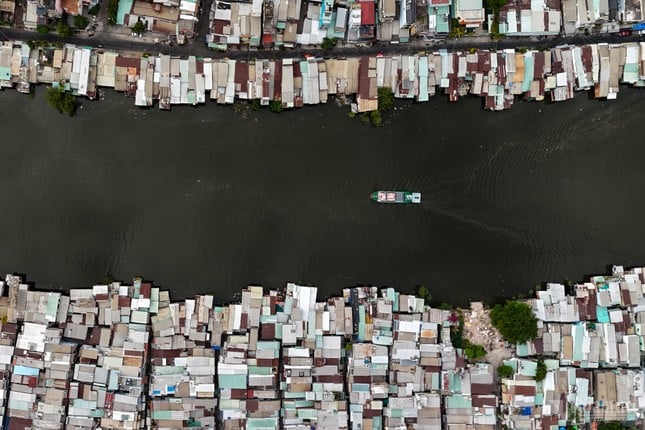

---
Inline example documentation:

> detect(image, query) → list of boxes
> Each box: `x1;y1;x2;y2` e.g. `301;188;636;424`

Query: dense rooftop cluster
1;40;645;112
1;0;644;46
0;265;644;429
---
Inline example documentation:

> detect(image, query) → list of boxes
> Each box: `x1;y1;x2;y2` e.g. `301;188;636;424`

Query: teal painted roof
247;418;278;429
436;6;450;33
219;374;247;389
522;55;534;92
519;359;537;377
535;392;544;405
573;324;586;362
248;366;273;375
117;0;134;25
516;343;530;357
0;67;10;81
597;306;609;323
446;394;472;409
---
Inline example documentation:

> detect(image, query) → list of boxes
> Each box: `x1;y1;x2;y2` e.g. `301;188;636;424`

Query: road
0;26;642;60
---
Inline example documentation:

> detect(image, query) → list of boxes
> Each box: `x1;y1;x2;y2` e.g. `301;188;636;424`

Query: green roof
446;394;472;409
117;0;134;25
218;374;247;389
0;67;10;81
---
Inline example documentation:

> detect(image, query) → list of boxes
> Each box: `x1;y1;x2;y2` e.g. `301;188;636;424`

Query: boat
371;191;421;204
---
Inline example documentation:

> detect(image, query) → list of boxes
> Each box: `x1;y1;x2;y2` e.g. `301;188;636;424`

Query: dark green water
1;86;644;304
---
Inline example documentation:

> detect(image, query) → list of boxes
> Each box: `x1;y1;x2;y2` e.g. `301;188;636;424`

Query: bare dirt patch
462;301;513;367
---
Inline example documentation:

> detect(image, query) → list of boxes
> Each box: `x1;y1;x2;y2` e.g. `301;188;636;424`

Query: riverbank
1;38;644;114
0;264;642;429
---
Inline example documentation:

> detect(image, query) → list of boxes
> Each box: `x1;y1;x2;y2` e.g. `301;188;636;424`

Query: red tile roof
359;0;375;26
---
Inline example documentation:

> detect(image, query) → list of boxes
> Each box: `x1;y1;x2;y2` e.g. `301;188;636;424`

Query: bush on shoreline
45;85;77;116
269;100;283;113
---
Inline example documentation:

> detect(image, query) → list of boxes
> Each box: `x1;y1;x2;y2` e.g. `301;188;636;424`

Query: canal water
1;87;644;305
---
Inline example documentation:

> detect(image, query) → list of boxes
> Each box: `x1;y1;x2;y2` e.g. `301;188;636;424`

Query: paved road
0;26;642;60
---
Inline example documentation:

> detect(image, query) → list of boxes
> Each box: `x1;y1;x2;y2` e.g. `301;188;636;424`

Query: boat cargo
371;191;421;204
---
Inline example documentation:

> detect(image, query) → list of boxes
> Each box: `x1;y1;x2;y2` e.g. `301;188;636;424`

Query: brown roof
8;417;32;430
316;374;343;383
234;61;248;93
140;282;152;298
273;60;282;100
151;348;182;359
534;52;545;77
478;51;491;72
511;385;536;395
533;337;544;354
115;56;142;70
472;394;497;408
358;56;371;99
260;323;275;340
256;358;277;368
471;383;495;395
621;288;632;306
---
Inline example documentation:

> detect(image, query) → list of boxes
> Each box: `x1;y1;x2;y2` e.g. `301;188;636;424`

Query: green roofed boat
371;191;421;204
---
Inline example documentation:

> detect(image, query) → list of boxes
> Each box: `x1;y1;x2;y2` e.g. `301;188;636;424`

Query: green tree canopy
107;0;119;24
490;300;537;344
377;87;394;111
597;422;628;430
463;340;486;360
416;285;432;304
57;19;73;37
535;358;547;381
497;364;514;378
132;20;146;34
321;37;337;50
73;15;89;28
45;85;77;116
485;0;509;13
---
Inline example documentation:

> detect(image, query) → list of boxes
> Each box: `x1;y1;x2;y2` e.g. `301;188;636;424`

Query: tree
88;3;100;15
490;300;537;344
416;285;432;304
321;37;337;50
535;358;547;381
132;20;146;34
463;340;486;360
36;25;50;34
485;0;509;13
107;0;119;24
450;18;466;38
486;0;508;39
450;310;465;348
597;422;628;430
57;19;73;37
497;364;514;378
73;15;89;29
45;85;77;116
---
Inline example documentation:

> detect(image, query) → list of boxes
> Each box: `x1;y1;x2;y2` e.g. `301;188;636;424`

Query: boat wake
424;204;567;258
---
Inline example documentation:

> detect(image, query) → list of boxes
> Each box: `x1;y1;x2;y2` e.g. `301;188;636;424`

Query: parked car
618;29;632;36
